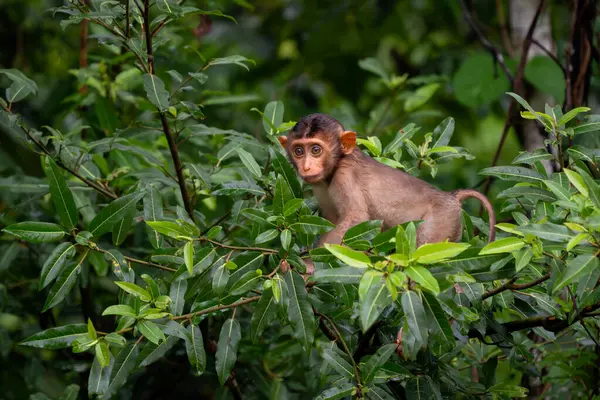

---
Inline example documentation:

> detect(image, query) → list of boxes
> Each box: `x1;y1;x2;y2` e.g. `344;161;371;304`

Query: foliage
1;1;600;400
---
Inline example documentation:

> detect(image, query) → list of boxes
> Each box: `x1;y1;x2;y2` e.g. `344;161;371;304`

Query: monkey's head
278;113;356;184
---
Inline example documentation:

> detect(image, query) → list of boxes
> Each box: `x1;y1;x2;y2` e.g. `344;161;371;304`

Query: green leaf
412;242;470;264
185;324;206;373
229;270;262;295
271;149;303;198
137;335;179;368
405;83;440;112
453;53;510;108
543;180;572;202
255;228;278;244
169;280;187;316
212;261;230;296
365;385;396;400
114;281;152;302
431;117;454;148
558;106;590;126
95;341;111;368
497;186;556;202
283;198;304;217
2;221;65;243
89;191;145;237
401;291;428;345
479;166;545;183
322;349;354;380
285;271;315;348
207;55;255;71
479;237;525;255
262;101;284;135
102;305;136;317
143;74;170;112
251;289;277;343
184;241;194;275
506;92;546;125
236;148;262;178
43;157;78;229
405;376;440;400
488;383;528;398
0;68;38;102
313;266;364;284
524;56;566;104
315;382;355;400
145;220;191;239
358;57;390;83
564;168;589;197
553;255;598;294
216;318;241;385
273;174;295;215
405;266;440;294
324;243;371;268
516;223;572;243
290;215;335;235
360;272;391;332
104;343;140;399
343;221;383;245
361;343;396;384
137;320;166;345
421;291;454;348
574;166;600;209
88;356;113;397
280;229;292;251
144;187;164;249
512;149;555;165
20;324;87;349
111;203;135;246
39;243;76;290
42;261;81;312
573;122;600;135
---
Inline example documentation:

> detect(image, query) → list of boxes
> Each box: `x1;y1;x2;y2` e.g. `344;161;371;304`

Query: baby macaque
278;114;495;257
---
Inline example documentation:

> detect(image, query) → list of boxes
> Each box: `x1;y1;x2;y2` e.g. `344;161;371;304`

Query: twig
567;286;600;347
315;310;362;387
482;0;545;199
94;247;176;272
459;0;514;82
531;38;565;74
564;0;579;110
201;238;278;254
173;296;260;320
495;0;515;57
481;273;551;300
142;0;195;222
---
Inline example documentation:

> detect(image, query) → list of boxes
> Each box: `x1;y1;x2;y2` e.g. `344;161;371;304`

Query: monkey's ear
278;135;288;148
340;131;357;155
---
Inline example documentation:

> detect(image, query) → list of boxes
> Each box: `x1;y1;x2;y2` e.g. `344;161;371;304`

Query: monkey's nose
303;165;311;172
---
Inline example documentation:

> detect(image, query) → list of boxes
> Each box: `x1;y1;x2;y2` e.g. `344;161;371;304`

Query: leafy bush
1;2;600;400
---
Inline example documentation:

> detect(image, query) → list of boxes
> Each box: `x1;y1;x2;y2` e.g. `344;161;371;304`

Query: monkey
278;113;496;271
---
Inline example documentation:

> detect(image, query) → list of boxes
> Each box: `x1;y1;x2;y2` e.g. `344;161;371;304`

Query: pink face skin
289;138;329;183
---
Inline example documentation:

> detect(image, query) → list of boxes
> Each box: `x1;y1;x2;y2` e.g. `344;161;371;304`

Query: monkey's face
287;138;333;183
276;137;334;184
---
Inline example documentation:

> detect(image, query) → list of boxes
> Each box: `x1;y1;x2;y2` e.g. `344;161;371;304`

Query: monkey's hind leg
416;208;462;246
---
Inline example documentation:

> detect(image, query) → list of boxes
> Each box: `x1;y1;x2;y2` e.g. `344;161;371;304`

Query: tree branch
482;273;551;300
459;0;514;82
143;0;195;222
173;296;260;320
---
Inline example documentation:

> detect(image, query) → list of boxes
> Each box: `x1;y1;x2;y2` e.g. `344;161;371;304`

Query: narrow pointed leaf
401;291;428;345
324;244;371;268
285;271;315;348
360;273;392;332
553;254;598;294
137;320;166;345
143;74;170;111
39;243;76;290
88;355;113;397
102;305;136;317
313;266;364;284
43;157;78;229
114;281;152;302
104;343;140;399
144;187;164;249
322;349;354;380
480;237;525;255
2;221;65;243
412;242;470;264
137;335;179;367
20;324;88;349
251;289;277;342
216;318;241;385
290;215;335;235
42;261;81;312
169;280;187;316
405;266;440;294
89;191;145;236
185;324;206;373
362;344;397;384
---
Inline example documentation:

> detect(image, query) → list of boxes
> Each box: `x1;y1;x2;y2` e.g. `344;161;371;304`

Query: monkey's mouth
301;174;322;183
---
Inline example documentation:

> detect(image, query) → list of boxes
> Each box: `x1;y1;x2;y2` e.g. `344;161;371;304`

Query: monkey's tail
454;189;496;243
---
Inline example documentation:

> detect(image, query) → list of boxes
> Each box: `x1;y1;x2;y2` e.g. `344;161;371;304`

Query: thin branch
567;286;600;347
531;38;565;74
315;310;362;387
142;0;195;222
495;0;515;57
459;0;514;82
94;247;177;272
482;0;546;198
173;296;260;320
201;238;278;254
481;273;551;300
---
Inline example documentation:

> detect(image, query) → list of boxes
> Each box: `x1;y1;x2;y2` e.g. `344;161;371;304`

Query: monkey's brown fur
279;113;496;248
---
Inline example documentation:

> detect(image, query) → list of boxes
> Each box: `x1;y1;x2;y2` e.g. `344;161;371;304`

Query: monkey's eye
293;147;304;157
310;145;322;156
